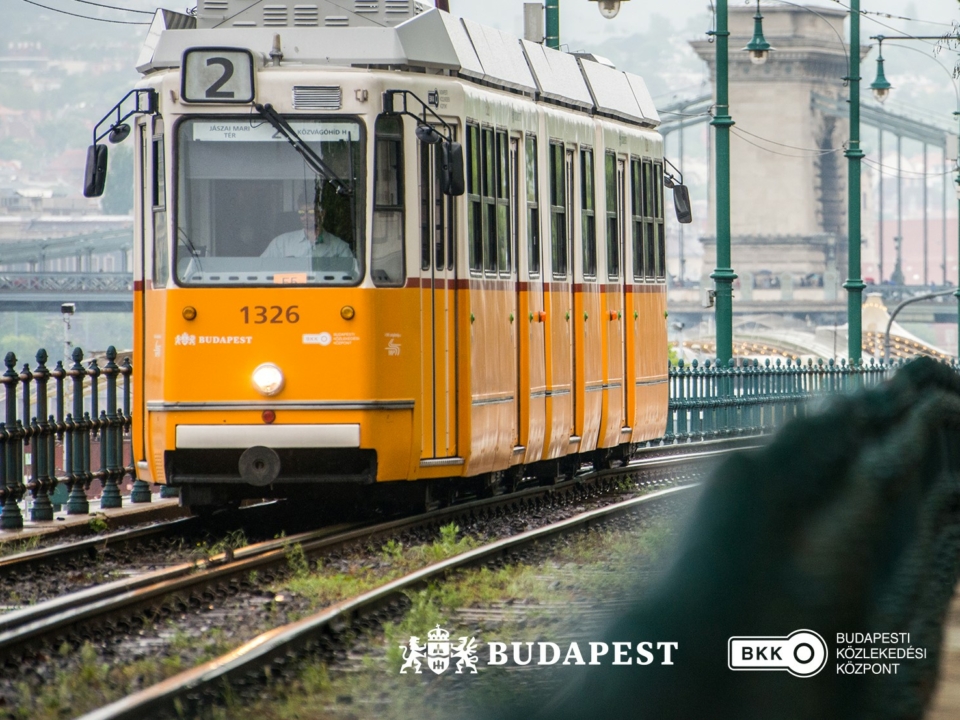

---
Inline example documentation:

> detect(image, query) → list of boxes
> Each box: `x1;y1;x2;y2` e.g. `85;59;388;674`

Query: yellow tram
84;1;688;511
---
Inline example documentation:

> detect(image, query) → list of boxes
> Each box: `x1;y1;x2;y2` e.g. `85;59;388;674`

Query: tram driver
261;194;357;271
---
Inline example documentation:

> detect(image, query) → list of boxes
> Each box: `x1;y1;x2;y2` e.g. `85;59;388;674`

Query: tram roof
138;7;659;129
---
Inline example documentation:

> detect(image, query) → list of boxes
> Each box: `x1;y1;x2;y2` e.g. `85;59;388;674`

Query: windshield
175;117;365;286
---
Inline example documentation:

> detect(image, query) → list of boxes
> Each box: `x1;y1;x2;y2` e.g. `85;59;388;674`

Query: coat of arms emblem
427;625;451;674
399;625;479;675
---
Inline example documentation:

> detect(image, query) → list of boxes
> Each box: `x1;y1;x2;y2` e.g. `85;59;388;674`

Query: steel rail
78;484;696;720
0;498;285;576
0;517;199;576
0;442;750;660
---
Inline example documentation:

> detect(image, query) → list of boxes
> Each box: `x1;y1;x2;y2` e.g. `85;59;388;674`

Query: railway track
0;499;335;611
81;485;693;720
0;437;756;720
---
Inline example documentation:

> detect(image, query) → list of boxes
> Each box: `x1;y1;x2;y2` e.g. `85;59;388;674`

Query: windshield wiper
254;103;352;196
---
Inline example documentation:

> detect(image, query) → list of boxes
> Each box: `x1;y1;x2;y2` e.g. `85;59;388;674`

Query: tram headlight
252;363;284;396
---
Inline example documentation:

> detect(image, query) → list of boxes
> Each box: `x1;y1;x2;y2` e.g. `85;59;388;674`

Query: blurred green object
498;357;960;720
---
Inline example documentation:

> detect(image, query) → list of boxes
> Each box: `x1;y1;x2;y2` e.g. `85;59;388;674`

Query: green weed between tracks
6;523;478;718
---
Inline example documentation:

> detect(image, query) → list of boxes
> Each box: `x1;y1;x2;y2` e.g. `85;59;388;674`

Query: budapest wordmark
487;641;678;666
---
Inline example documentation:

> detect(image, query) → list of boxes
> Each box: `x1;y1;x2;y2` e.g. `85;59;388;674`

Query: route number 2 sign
182;48;255;104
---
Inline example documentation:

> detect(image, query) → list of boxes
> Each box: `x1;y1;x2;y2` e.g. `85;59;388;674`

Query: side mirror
440;141;465;197
83;144;108;198
673;184;692;224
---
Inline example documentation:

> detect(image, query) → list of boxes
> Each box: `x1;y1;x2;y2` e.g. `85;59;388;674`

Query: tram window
422;128;454;272
496;130;511;276
549;142;567;278
642;159;655;281
152;133;168;285
467;124;482;273
654;160;666;279
372;115;404;287
605;151;620;280
525;136;540;277
173;117;365;286
580;148;596;280
630;158;644;282
482;127;497;275
419;133;431;272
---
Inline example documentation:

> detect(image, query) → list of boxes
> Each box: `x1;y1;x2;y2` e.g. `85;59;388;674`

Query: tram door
617;158;629;422
566;148;576;437
509;138;521;447
134;119;149;467
141;116;168;479
419;137;458;460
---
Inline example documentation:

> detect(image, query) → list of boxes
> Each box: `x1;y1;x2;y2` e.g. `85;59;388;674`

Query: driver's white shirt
261;229;354;259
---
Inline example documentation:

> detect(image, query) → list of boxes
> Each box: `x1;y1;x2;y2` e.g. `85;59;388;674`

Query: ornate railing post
66;348;89;515
0;353;23;530
691;359;703;441
733;360;750;435
29;350;54;521
704;360;717;439
676;360;688;442
664;360;677;445
776;359;786;427
100;348;122;508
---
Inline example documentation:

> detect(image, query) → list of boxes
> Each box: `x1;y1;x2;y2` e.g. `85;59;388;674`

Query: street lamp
869;38;892;103
589;0;630;20
743;0;773;66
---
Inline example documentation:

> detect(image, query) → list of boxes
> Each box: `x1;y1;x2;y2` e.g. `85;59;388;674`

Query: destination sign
191;122;360;142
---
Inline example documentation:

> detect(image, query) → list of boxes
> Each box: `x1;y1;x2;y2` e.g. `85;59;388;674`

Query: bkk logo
399;626;479;675
728;629;828;677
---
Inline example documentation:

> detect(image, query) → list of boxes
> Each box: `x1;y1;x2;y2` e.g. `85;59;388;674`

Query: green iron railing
0;346;144;531
664;357;925;444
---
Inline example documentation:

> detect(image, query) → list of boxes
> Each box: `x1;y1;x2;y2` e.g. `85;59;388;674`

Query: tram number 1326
240;306;300;324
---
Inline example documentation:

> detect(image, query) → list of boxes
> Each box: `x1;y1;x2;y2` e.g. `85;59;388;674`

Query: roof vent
294;4;319;26
354;1;379;12
263;4;288;25
293;86;342;110
385;0;410;14
324;15;349;26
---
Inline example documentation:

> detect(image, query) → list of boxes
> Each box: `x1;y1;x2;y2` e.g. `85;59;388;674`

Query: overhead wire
731;127;844;157
863;157;957;179
826;0;955;50
825;0;957;29
69;0;153;14
20;0;151;24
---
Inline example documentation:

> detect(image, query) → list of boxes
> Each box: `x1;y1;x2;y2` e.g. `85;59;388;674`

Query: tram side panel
633;285;668;440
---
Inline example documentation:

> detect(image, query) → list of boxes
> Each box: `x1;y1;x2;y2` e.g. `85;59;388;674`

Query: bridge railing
663;357;936;444
0;272;133;293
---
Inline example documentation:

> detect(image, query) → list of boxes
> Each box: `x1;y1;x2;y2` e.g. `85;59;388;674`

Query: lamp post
545;0;559;49
710;0;736;366
844;0;866;365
